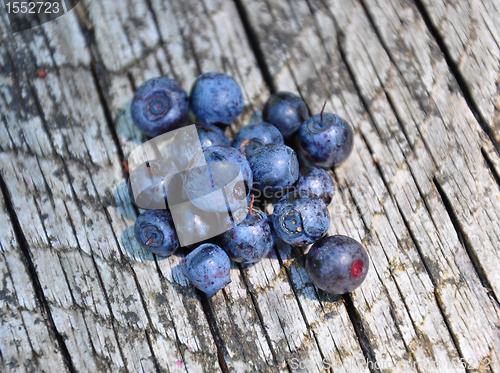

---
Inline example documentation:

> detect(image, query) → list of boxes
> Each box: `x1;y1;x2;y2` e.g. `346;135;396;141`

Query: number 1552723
6;2;60;14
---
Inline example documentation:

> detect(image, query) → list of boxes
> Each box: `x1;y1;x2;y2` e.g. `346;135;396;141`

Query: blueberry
247;144;299;194
190;72;244;125
183;146;252;213
131;77;189;137
262;92;309;138
294;166;335;205
305;235;369;294
232;122;284;157
238;137;266;158
298;113;354;168
129;159;176;210
196;123;231;148
173;123;230;171
221;207;275;263
182;243;231;296
272;191;329;246
134;209;179;256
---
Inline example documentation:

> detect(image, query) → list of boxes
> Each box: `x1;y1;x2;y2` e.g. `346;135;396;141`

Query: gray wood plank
417;0;500;146
0;184;67;373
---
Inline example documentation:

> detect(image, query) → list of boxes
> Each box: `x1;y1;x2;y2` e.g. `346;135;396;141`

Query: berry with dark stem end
221;198;275;263
131;77;189;137
183;146;253;213
134;209;179;256
305;235;369;294
129;159;177;210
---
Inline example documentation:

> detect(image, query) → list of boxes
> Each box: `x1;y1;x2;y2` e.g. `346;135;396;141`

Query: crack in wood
197;291;230;373
342;294;382;373
344;138;432;371
89;63;129;178
433;177;500;306
233;0;277;93
88;253;131;373
481;147;500;192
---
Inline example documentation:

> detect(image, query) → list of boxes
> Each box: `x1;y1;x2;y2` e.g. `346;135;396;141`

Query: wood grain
0;182;67;373
418;0;500;146
2;0;500;371
0;8;219;372
240;0;500;370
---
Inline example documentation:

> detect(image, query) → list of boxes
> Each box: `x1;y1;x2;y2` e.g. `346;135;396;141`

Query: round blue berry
298;113;354;168
131;77;189;137
221;208;275;263
262;91;309;138
272;191;330;246
305;235;369;294
182;243;231;297
134;209;179;256
196;123;230;148
183;146;253;213
232;122;284;157
247;144;299;194
294;166;335;205
190;72;244;125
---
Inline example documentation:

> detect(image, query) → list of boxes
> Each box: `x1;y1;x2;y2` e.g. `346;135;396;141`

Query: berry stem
121;161;130;174
320;101;327;123
239;137;252;149
249;194;255;214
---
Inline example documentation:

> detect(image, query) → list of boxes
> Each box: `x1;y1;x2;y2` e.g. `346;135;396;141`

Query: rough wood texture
0;183;67;372
1;0;500;372
418;0;500;145
0;7;219;373
241;0;500;371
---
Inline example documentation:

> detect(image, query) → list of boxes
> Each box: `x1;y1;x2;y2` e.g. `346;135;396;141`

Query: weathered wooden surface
1;0;499;372
418;0;500;146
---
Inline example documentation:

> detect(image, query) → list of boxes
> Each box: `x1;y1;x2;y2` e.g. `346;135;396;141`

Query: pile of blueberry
130;73;369;297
